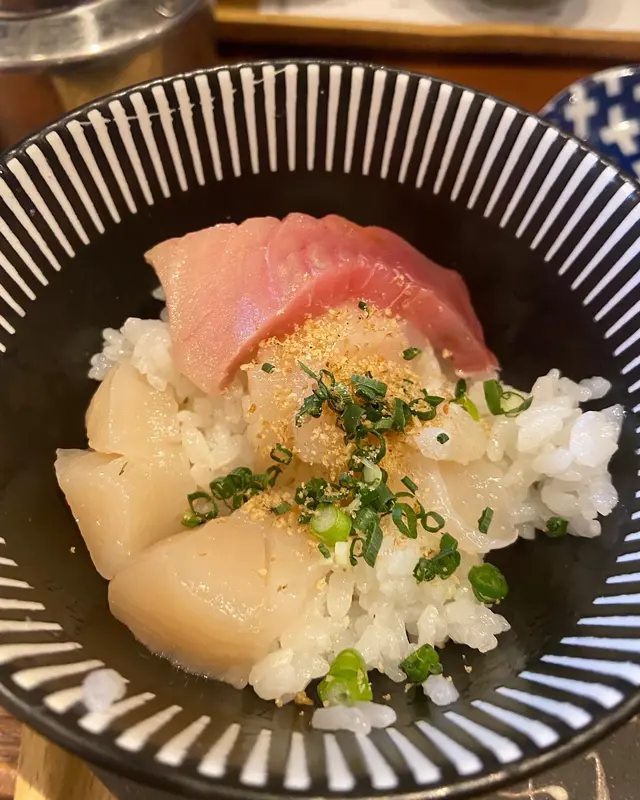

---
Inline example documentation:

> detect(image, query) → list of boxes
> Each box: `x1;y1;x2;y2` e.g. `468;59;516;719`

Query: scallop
55;447;195;579
414;402;487;465
406;457;517;553
108;510;329;686
243;360;308;462
87;361;180;460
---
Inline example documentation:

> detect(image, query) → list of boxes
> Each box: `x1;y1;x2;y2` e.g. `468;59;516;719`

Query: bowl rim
2;57;640;800
539;63;640;117
538;63;640;183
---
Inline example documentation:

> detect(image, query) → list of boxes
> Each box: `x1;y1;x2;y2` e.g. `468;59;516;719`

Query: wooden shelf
215;0;640;59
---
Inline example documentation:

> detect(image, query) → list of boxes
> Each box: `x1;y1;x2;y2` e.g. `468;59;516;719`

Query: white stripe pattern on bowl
0;62;637;792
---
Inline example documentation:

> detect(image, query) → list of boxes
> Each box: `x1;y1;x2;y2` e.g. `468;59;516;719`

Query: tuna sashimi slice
146;213;497;393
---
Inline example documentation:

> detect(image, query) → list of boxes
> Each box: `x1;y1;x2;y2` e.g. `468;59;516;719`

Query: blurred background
0;0;638;150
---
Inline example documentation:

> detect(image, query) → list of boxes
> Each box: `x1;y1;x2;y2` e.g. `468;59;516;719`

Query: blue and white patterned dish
0;61;639;800
541;65;640;179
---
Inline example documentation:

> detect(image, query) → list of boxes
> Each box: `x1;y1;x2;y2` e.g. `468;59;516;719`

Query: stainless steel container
0;0;215;149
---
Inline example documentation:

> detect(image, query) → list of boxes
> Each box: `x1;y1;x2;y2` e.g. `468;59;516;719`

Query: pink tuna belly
146;213;497;393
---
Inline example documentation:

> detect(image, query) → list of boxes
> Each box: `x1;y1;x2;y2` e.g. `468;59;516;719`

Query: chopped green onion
413;533;460;583
208;477;233;502
295;362;355;424
468;563;508;604
401;475;418;494
329;382;351;412
188;490;215;513
187;463;284;522
503;393;533;418
372;417;394;432
210;474;238;501
392;503;418;539
354;507;383;567
298;361;319;380
434;533;461;578
424;395;445;406
182;511;202;528
361;401;384;423
483;379;503;415
459;395;480;421
358;300;370;315
436;432;449;444
351;373;388;400
353;428;387;464
453;379;480;421
310;504;353;545
270;443;293;465
376;482;396;510
354;504;380;534
295;393;324;425
184;458;289;526
318;543;332;559
402;347;422;361
359;481;395;513
318;368;336;390
545;516;568;538
421;511;445;532
413;557;435;583
390;398;412;431
483;379;533;418
317;649;372;706
454;378;467;400
339;472;356;489
342;402;364;437
410;398;437;421
400;644;443;682
265;465;282;487
187;491;218;522
261;363;275;373
349;536;363;566
295;476;328;508
362;462;382;485
478;507;494;534
271;501;291;516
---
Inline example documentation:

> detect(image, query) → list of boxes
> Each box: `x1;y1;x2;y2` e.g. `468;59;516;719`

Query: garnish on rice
58;212;623;733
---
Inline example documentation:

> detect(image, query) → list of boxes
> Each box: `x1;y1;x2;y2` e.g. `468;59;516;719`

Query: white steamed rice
88;310;622;713
82;668;127;713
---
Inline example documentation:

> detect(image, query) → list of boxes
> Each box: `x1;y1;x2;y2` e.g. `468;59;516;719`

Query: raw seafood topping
57;216;623;735
146;213;497;392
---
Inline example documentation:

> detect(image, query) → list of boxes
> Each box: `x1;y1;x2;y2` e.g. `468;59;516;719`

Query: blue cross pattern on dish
540;65;640;180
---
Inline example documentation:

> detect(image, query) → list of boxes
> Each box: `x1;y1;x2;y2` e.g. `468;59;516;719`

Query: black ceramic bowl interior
0;61;639;800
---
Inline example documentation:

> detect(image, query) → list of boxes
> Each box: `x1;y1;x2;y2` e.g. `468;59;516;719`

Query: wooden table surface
4;44;622;800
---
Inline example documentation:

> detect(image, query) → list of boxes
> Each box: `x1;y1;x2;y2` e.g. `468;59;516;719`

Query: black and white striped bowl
0;60;639;800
